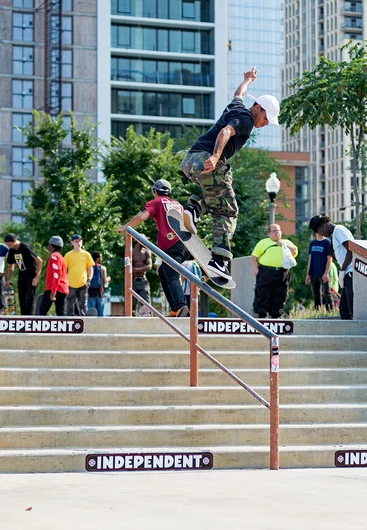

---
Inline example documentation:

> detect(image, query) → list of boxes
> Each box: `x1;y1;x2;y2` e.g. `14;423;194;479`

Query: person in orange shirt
39;236;69;316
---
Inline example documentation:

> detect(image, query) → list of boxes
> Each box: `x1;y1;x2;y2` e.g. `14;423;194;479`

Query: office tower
0;0;98;227
282;0;365;222
229;0;284;150
97;0;229;147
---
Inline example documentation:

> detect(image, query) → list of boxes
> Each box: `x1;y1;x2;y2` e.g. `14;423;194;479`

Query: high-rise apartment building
282;0;366;222
97;0;229;147
229;0;283;150
0;0;98;227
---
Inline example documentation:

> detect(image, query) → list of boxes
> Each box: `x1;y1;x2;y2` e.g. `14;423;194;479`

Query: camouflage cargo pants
180;150;238;259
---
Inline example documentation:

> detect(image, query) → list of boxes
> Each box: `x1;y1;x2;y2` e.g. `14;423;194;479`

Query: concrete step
1;443;367;473
0;423;366;449
1;350;367;369
1;333;367;353
0;367;366;387
0;404;366;427
1;385;367;406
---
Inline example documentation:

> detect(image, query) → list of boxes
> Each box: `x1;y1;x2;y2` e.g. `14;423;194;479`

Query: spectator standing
305;232;333;311
39;236;69;316
251;224;298;319
132;242;152;316
182;260;202;309
4;233;43;315
118;179;191;317
64;234;94;316
309;215;354;320
88;251;110;317
0;243;9;315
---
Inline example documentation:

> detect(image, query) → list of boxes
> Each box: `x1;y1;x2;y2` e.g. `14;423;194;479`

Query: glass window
12;148;33;177
170;30;181;52
113;0;131;14
116;90;130;114
156;92;169;116
118;25;131;47
143;0;157;18
62;49;72;78
143;60;156;83
182;0;195;19
143;28;156;50
157;61;168;84
182;63;194;85
158;0;168;18
130;58;143;82
12;113;32;143
13;13;34;42
182;96;195;116
111;25;118;47
62;0;72;10
12;180;31;212
13;46;33;75
13;0;33;8
168;93;180;117
143;92;157;115
182;31;195;52
12;80;33;108
62;16;72;45
157;29;169;51
62;83;72;111
62;114;72;144
169;0;181;19
169;62;182;84
12;214;25;224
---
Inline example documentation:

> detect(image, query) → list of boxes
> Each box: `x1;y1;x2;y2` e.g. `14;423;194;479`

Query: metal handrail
125;227;280;470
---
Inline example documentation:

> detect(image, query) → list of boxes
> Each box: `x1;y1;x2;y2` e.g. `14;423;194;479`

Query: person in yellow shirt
251;224;298;318
64;234;94;316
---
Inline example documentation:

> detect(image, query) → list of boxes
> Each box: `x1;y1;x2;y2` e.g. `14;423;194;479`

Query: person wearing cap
180;67;280;281
39;236;69;316
118;179;191;318
4;233;43;315
308;215;355;320
64;234;94;316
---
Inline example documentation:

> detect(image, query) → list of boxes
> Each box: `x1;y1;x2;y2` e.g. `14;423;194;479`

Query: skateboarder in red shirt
118;179;191;317
39;235;69;316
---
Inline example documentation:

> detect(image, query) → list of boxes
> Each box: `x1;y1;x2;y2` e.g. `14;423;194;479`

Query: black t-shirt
7;242;38;279
189;97;254;160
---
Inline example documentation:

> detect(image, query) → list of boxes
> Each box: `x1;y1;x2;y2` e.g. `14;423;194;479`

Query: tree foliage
279;40;367;236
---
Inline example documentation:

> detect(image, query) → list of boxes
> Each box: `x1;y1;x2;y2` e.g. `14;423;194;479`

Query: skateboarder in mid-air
180;67;280;281
118;179;191;317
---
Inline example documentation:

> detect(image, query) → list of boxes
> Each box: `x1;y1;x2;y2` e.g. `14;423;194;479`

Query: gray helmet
49;235;64;247
152;179;171;196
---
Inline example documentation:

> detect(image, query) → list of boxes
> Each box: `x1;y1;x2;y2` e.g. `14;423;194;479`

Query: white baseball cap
248;94;280;126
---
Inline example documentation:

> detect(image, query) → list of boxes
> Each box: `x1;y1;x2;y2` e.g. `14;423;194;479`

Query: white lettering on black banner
0;318;84;334
86;452;213;472
354;258;367;278
198;319;293;335
335;450;367;467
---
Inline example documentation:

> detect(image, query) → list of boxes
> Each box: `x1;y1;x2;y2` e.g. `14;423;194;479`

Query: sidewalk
1;468;366;529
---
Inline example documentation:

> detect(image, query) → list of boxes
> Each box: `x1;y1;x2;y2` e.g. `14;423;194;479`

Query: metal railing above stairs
124;228;280;470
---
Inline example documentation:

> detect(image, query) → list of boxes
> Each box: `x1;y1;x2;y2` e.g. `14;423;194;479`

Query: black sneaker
207;255;232;280
183;205;200;234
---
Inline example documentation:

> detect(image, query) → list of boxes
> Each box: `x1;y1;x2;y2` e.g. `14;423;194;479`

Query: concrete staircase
0;317;366;472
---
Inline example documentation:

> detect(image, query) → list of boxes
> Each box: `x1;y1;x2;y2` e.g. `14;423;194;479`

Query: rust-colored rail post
124;232;133;317
270;338;280;469
189;281;199;386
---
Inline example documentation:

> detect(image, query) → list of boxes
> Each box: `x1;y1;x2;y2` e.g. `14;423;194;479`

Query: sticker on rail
198;319;293;335
0;318;84;334
335;450;367;467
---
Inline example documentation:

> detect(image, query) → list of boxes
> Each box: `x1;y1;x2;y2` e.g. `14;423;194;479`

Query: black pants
132;277;151;315
39;290;67;316
339;272;353;320
18;275;36;315
0;277;4;312
310;276;333;311
253;266;290;318
158;241;191;312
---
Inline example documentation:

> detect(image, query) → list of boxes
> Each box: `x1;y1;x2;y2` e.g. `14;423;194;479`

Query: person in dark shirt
180;67;280;280
305;232;333;311
4;233;43;315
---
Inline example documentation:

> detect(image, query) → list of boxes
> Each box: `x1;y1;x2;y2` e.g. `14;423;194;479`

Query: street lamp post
266;172;281;225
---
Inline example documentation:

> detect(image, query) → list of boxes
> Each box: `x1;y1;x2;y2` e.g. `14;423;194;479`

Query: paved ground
1;468;366;529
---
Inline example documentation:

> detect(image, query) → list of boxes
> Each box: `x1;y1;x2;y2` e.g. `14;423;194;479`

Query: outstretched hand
244;67;257;83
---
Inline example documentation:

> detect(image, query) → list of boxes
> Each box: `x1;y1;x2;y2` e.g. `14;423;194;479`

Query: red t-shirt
144;196;183;250
46;252;69;294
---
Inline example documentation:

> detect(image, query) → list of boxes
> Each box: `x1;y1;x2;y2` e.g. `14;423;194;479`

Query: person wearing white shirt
309;215;355;320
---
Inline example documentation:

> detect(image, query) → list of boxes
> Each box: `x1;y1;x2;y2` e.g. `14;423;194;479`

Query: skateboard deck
167;209;236;290
3;284;16;315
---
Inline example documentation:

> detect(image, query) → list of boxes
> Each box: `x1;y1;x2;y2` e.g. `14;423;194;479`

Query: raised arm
234;67;257;98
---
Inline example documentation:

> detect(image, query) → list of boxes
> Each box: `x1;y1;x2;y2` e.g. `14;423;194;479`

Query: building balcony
341;3;363;15
342;20;363;30
111;69;214;88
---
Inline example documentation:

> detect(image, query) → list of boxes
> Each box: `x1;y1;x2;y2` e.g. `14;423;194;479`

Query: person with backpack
88;251;110;316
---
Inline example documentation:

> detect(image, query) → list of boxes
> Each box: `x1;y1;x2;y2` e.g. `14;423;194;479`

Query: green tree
279;40;367;237
21;111;121;257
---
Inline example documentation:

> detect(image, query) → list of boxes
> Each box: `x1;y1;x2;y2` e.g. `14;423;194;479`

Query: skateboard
167;209;236;290
2;283;16;315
